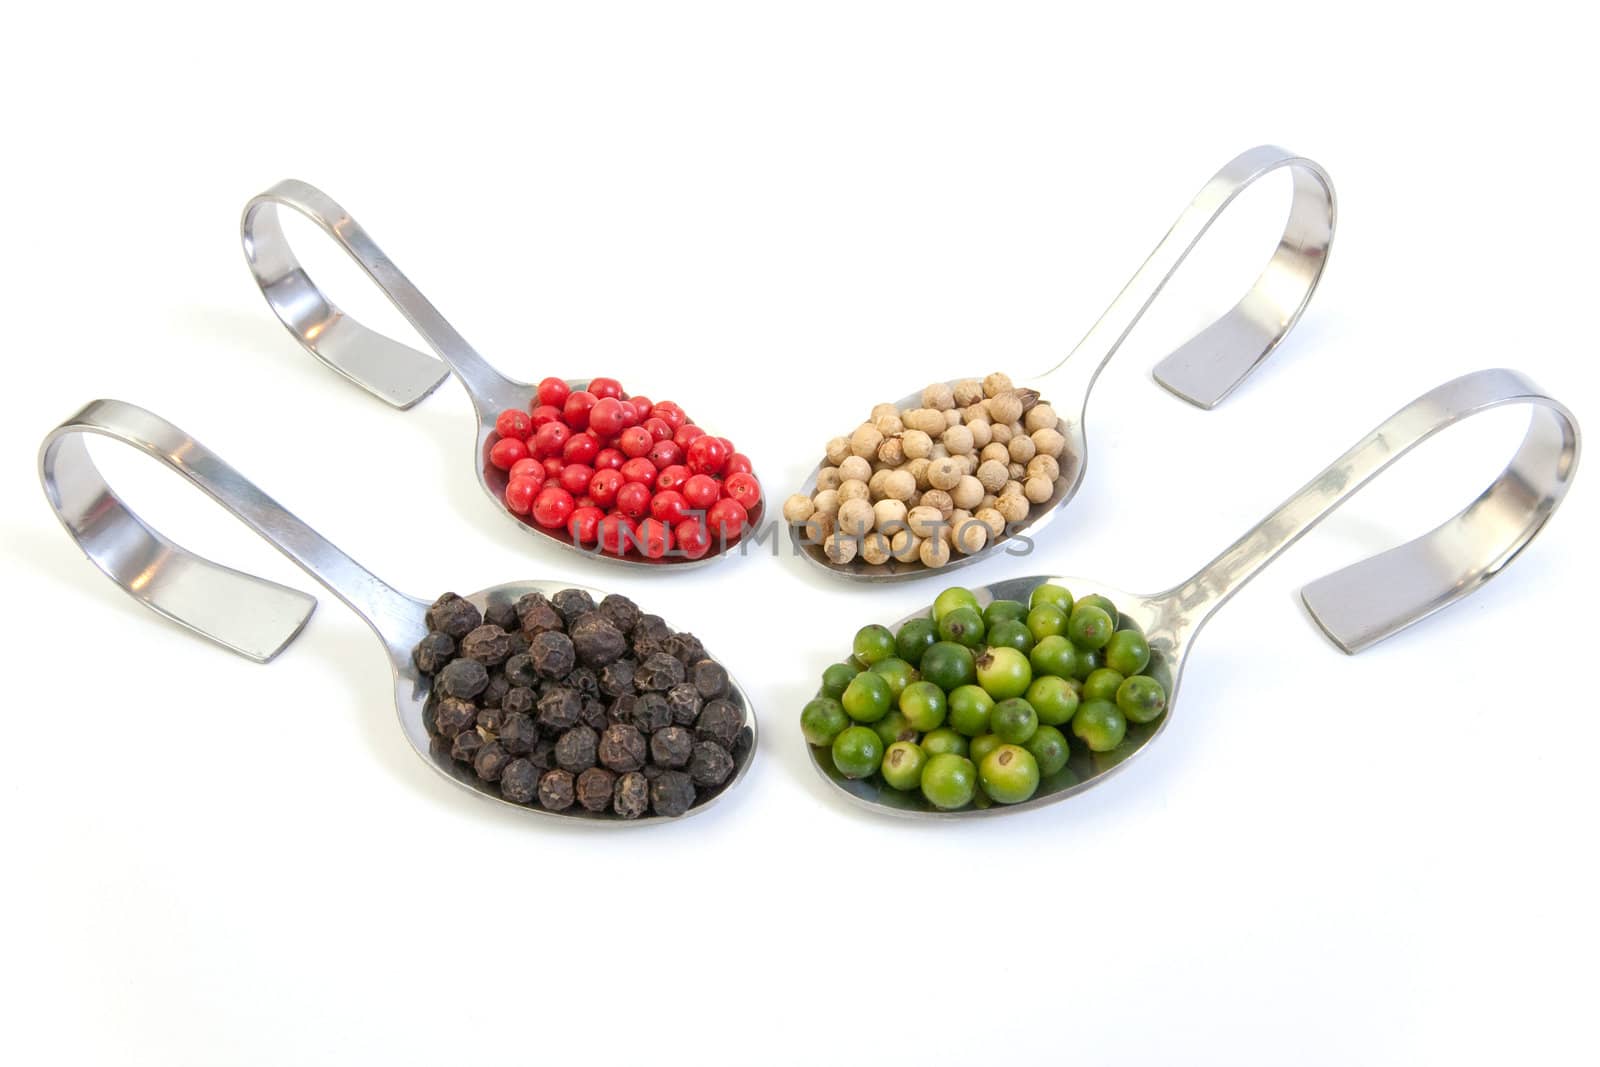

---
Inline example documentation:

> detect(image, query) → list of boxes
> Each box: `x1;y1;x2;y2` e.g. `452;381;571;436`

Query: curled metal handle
1042;145;1336;413
241;180;523;414
39;400;422;664
1160;368;1580;653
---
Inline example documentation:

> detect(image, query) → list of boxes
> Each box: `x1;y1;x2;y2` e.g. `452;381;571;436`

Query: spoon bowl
41;401;758;825
807;369;1579;817
243;182;759;569
795;145;1336;581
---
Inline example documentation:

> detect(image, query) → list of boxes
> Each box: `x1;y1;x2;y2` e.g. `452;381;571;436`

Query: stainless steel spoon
39;400;757;824
241;181;761;568
809;368;1579;817
797;144;1337;581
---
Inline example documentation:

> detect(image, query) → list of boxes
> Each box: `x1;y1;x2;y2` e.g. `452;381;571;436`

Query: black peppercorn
664;631;706;665
649;726;694;769
569;614;627;667
436;658;489;701
502;686;536;718
649;770;696;817
689;741;734;787
597;593;642;634
505;631;530;658
500;757;537;803
613;772;649;819
576;766;616;812
551;588;596;624
598;723;647;772
480;673;511;710
503;652;538;689
538;769;575;810
599;658;636;697
554;726;598;773
528;738;556;771
568;665;600;698
580;699;609;731
460;624;513;665
631;693;672;735
529;631;576;679
636;652;686;692
696;699;742;748
427;593;482;640
413;631;455;674
633;614;668;642
691;658;729;699
433;697;478;738
475;705;506;736
450;728;484;763
536;687;582;731
500;711;539;755
608;693;640;726
485;600;519;632
515;592;565;635
474;741;510;782
665;683;703;725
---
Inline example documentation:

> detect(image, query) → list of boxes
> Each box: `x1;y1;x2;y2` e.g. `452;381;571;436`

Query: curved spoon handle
39;399;425;664
1042;145;1336;412
1160;369;1580;653
241;180;523;415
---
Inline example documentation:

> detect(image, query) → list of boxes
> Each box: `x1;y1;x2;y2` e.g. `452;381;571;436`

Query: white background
2;3;1596;1064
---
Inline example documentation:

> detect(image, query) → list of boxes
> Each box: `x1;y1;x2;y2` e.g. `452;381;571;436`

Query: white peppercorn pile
784;372;1069;568
414;590;752;818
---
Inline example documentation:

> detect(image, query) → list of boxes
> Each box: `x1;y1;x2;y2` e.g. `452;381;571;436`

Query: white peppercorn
825;437;852;466
1024;403;1058;434
838;455;872;483
874;413;904;436
988;391;1024;425
873;498;908;530
782;494;815;523
859;531;892;565
882;469;916;501
980;493;998;512
996;492;1029;523
907;505;944;538
849;424;883;460
871;402;899;421
919;536;952;568
975;507;1005;538
816;467;843;492
812;488;841;516
954;379;986;407
823;533;857;564
922;382;955;411
837;497;875;534
799;513;832;543
901;429;933;460
919;488;954;518
943;409;962;429
942;424;974;455
837;478;870;503
951;474;984;510
890;529;922;562
929;442;949;461
968;419;993;448
927;456;963;491
989;423;1013;446
951;517;988;555
983;372;1014;398
1031;427;1066;459
905;408;946;434
1008;462;1026;482
907;457;933;489
1026;455;1060;483
1024;475;1054;504
1008;434;1036;463
976;459;1010;493
877;436;907;466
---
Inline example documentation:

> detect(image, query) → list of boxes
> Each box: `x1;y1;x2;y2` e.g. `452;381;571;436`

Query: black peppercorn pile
415;589;751;819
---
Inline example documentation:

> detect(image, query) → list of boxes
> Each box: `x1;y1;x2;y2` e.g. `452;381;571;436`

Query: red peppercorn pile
487;376;763;560
415;590;752;819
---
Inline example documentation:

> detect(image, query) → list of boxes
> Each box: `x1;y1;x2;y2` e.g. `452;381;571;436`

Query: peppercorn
554;726;598;773
596;593;642;634
480;673;511;709
427;593;481;639
576;767;616;812
630;692;672;734
538;769;575;810
474;741;510;782
570;614;627;667
689;741;735;788
581;698;609;731
476;705;506;736
536;687;582;731
505;631;530;658
516;593;564;636
502;686;536;718
608;692;641;726
691;659;728;699
598;723;647;772
485;600;519;632
649;726;694;769
599;659;637;697
500;711;539;755
634;652;685;692
435;658;488;701
433;696;478;738
633;613;669;643
503;652;538;688
450;727;484;763
613;772;649;819
528;738;556;771
459;624;512;665
551;588;596;625
696;699;743;748
663;632;706;664
413;631;455;674
529;631;576;679
500;757;537;803
665;683;703;725
649;770;696;817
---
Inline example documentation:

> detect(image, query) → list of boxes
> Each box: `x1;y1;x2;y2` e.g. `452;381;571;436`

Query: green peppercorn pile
416;589;751;819
800;583;1168;810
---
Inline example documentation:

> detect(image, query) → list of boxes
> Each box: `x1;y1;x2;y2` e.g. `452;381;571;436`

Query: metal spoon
810;368;1579;817
796;144;1337;580
240;181;761;568
39;400;757;824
